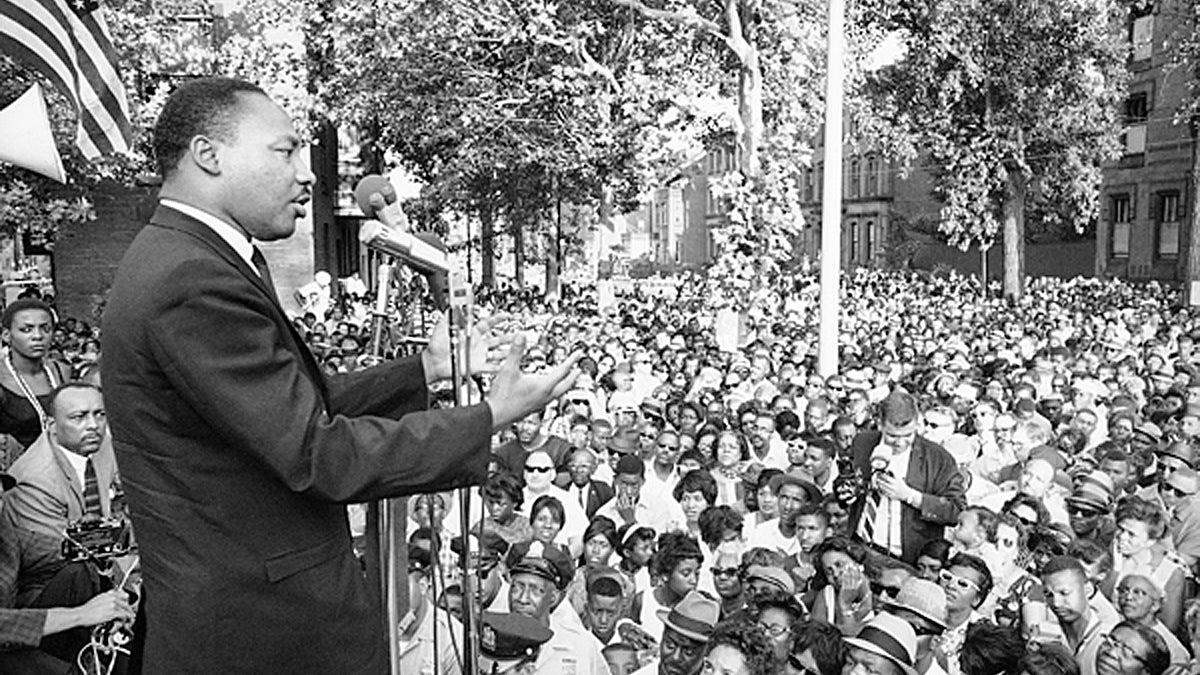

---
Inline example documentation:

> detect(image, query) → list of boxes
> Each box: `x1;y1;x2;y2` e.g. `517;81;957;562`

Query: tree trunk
545;191;561;304
1186;123;1200;306
513;220;525;288
736;16;762;180
1002;167;1027;300
480;206;496;287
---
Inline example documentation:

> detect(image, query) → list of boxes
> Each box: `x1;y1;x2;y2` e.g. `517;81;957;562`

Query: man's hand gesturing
486;334;580;430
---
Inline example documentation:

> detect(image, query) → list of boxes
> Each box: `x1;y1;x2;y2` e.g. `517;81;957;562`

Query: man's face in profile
213;93;313;242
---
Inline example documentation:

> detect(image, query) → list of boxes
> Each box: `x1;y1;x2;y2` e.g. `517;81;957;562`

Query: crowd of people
375;268;1200;675
7;264;1200;675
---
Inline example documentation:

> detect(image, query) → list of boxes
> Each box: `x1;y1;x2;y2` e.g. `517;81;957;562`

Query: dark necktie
251;246;275;292
83;457;102;516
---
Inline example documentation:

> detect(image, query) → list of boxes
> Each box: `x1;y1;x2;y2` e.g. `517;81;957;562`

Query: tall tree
859;0;1128;298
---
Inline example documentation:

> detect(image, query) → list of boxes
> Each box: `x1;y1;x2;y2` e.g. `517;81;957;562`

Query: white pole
818;0;846;377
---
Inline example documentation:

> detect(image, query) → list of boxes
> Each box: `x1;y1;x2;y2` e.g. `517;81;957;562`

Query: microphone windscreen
353;174;395;218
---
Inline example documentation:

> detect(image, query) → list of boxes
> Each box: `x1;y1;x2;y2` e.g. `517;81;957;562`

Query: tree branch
612;0;726;42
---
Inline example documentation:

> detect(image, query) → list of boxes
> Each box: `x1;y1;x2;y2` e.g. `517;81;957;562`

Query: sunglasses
1067;504;1103;517
869;582;902;599
711;567;740;578
787;655;820;675
525;466;555;474
939;570;980;592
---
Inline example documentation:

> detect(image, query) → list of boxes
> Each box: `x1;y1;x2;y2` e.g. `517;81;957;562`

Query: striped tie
83;457;102;517
858;489;881;546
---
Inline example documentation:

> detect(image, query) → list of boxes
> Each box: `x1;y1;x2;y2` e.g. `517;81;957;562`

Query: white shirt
748;518;800;558
864;444;913;558
60;444;90;489
160;199;258;276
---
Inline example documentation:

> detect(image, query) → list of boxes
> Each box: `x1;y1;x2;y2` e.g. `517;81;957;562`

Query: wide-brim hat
1068;470;1114;512
744;564;795;595
879;578;947;631
768;473;823;505
844;613;920;675
656;590;720;643
1166;466;1200;496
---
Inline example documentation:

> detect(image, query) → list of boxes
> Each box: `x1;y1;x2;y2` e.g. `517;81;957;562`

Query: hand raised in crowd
422;312;513;384
485;334;580;430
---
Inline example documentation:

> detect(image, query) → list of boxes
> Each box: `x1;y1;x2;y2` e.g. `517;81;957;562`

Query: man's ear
188;135;222;176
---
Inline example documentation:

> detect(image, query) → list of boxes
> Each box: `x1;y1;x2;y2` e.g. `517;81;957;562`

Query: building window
803;168;814;203
865;219;876;261
1111;194;1132;258
865;156;879;197
1158;192;1181;258
815;163;823;203
1124;93;1148;155
1130;3;1154;61
849;219;860;262
849;159;861;199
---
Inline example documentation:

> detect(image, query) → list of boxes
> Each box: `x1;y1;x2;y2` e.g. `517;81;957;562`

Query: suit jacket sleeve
144;257;490;504
913;438;965;525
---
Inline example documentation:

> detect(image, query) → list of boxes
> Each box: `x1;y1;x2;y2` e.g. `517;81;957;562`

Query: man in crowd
496;408;573;483
0;472;136;672
398;545;462;675
1041;556;1115;675
595;455;685;536
848;389;965;563
6;382;121;539
630;590;720;675
567;447;615;521
508;542;610;674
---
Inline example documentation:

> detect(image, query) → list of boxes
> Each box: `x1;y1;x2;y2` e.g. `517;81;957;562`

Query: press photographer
844;389;966;564
2;382;139;673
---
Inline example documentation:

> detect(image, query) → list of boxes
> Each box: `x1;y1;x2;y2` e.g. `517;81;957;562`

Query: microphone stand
363;260;410;675
448;270;479;675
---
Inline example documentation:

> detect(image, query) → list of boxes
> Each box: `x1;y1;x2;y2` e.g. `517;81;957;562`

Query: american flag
0;0;133;159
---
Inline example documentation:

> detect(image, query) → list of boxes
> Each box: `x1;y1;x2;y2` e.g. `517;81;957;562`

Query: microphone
354;175;450;276
353;174;408;231
359;222;450;275
869;444;892;480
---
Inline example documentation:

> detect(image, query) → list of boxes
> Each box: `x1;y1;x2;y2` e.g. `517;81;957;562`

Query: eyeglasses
1101;633;1146;663
1116;585;1152;600
757;621;790;638
711;567;740;578
525;466;555;474
869;581;902;599
787;655;820;675
939;570;980;592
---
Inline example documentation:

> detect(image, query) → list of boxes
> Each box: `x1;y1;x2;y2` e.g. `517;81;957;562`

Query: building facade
1096;1;1195;281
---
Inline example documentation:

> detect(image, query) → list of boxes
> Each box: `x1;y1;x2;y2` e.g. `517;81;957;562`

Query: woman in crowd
809;535;872;635
0;299;72;460
711;429;750;507
1111;497;1187;633
701;618;777;675
629;531;703;641
567;515;625;615
741;468;783;540
474;471;532;548
616;523;657;597
980;513;1053;641
675;469;719;542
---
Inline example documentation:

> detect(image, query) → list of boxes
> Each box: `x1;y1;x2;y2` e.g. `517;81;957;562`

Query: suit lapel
148;205;330;411
45;438;85;514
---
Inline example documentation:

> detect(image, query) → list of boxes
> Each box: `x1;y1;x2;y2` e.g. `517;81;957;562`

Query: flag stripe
0;0;132;158
0;3;80;104
21;0;131;151
0;23;79;110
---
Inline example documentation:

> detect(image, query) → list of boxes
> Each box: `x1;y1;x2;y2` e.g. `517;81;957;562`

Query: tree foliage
858;0;1128;297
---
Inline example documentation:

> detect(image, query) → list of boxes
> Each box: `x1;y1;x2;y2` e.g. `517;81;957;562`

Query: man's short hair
1039;555;1087;583
587;575;624;599
790;619;848;675
153;77;267;177
47;381;103;417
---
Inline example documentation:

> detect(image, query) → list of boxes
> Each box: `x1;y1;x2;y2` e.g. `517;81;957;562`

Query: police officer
479;611;553;675
507;541;612;674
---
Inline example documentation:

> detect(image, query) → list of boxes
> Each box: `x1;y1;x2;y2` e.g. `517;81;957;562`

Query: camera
62;517;132;563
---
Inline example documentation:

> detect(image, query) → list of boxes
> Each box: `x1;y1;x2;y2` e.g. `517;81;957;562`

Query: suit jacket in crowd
5;432;119;539
101;205;493;674
847;431;965;564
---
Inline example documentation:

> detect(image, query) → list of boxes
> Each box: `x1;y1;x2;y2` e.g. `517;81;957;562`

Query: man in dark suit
846;389;965;565
566;447;614;520
100;77;579;674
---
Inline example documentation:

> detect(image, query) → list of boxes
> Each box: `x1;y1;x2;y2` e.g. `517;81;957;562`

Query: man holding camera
0;471;136;674
846;389;965;564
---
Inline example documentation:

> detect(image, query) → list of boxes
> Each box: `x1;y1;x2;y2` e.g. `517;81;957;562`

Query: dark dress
0;359;71;460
